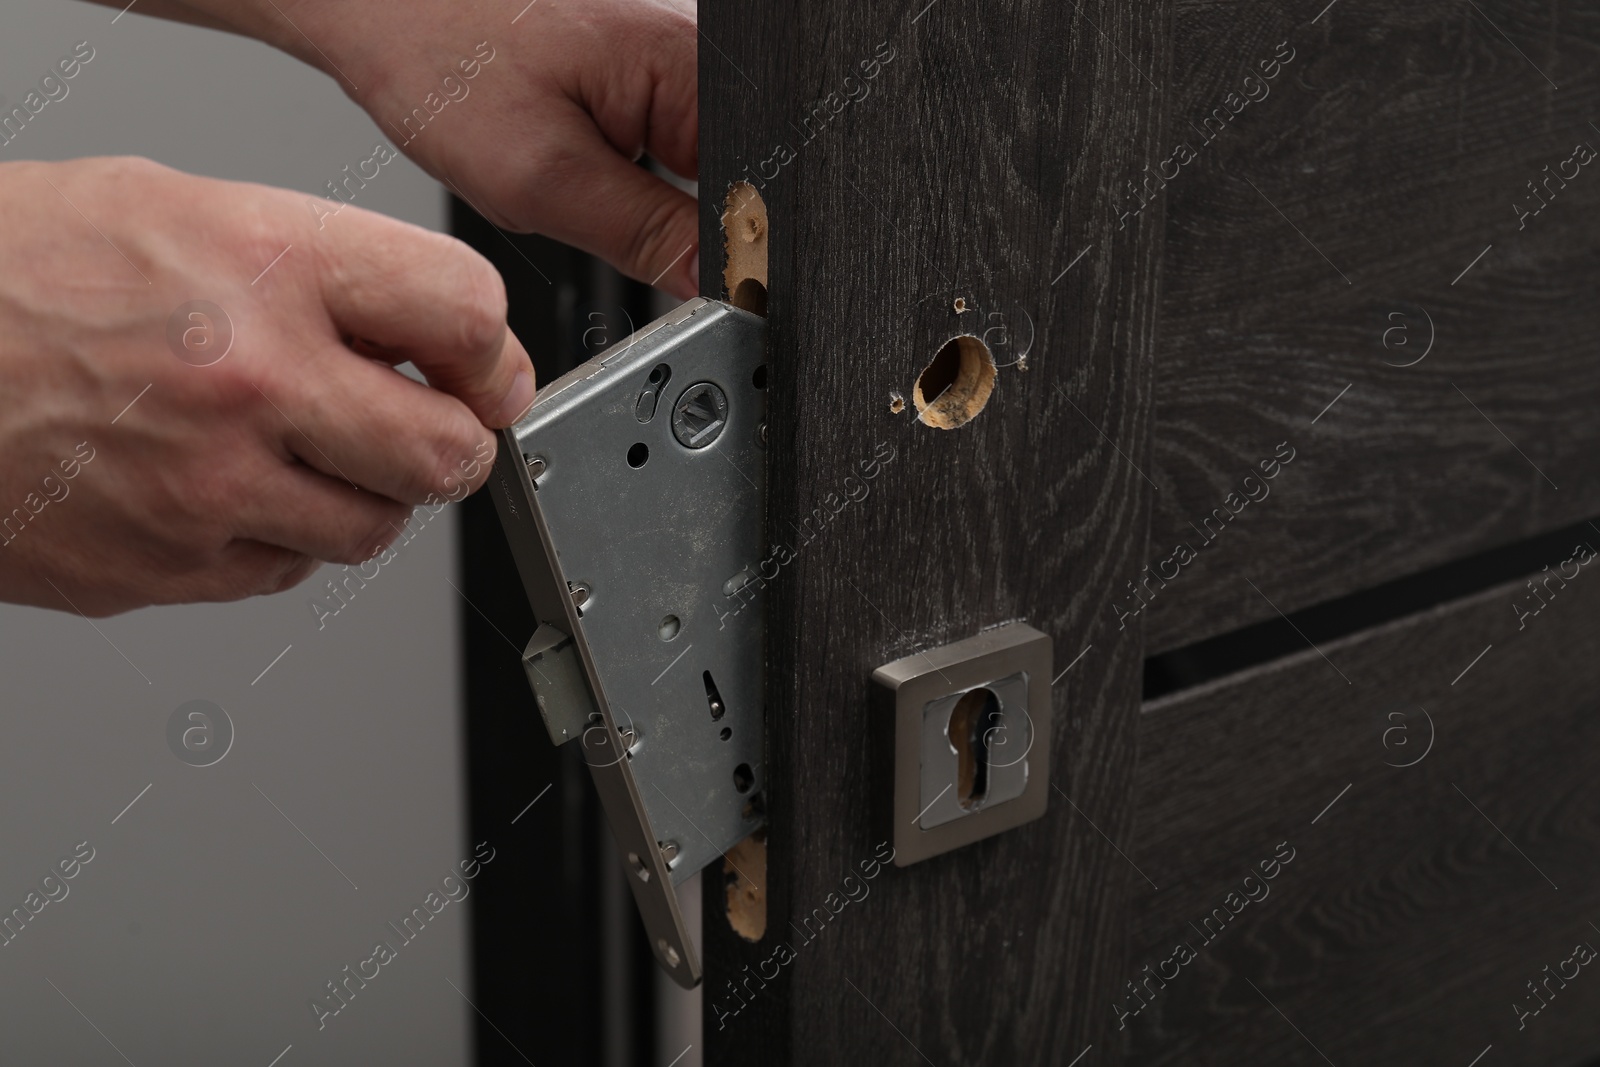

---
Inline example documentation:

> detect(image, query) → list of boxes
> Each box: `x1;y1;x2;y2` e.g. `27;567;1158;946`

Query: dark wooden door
698;0;1600;1064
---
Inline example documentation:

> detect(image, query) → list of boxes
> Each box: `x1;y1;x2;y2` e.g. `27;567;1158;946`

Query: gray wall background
0;3;473;1064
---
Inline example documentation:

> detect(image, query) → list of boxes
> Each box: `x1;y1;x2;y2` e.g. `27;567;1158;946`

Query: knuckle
99;155;169;183
203;360;264;420
315;496;406;567
623;196;692;282
210;548;307;604
445;242;508;358
458;433;498;491
227;192;300;273
343;507;407;566
267;553;319;595
422;411;492;502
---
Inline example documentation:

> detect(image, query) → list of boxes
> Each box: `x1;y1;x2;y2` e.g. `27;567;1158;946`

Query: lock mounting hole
719;726;732;741
733;278;768;316
658;615;681;641
751;363;767;390
672;383;729;449
733;762;755;794
627;442;649;468
913;335;996;429
635;364;673;423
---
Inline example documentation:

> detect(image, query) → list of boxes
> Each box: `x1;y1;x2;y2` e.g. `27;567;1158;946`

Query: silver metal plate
872;623;1052;867
487;298;767;987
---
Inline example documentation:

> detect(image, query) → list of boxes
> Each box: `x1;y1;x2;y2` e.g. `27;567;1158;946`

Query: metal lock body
873;623;1052;866
487;298;767;987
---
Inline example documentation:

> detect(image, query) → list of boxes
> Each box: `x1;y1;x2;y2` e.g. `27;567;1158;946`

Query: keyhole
704;670;726;721
948;688;1001;811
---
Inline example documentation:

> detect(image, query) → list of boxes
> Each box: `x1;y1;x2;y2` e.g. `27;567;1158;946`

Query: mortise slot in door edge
722;182;768;316
719;179;769;941
723;828;767;941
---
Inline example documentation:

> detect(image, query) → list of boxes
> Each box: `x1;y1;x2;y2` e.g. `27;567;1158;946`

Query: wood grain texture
1142;0;1600;653
1129;570;1600;1066
699;0;1169;1061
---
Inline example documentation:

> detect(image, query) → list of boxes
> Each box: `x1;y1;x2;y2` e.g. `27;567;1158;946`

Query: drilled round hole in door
913;335;996;429
719;727;732;741
658;615;681;641
627;442;649;468
732;763;755;794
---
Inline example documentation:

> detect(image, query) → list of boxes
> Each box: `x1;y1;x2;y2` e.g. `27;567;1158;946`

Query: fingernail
689;254;700;295
494;370;536;427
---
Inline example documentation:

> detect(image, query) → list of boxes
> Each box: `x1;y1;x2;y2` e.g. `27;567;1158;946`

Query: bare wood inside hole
718;179;770;942
723;829;767;941
722;182;768;317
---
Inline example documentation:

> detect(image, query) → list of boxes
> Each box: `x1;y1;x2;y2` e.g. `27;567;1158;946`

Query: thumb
526;123;700;299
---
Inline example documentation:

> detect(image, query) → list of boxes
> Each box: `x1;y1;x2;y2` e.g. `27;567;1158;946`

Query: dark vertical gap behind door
452;198;659;1066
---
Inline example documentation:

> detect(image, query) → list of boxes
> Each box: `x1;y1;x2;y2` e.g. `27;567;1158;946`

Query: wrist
177;0;371;95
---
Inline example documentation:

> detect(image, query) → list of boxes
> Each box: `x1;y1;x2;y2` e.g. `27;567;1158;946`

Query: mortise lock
873;623;1052;866
486;298;768;988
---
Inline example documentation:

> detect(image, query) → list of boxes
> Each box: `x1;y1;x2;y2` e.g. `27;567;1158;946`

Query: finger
311;207;533;427
577;0;697;180
523;119;700;299
233;461;415;565
348;326;535;427
638;2;698;180
263;344;498;506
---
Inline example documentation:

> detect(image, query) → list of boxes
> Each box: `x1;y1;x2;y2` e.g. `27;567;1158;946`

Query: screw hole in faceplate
719;726;732;741
733;762;755;794
658;615;681;641
627;442;650;468
635;364;673;423
722;567;755;597
913;335;996;429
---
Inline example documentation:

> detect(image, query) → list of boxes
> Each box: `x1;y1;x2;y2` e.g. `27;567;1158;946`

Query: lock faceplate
487;298;767;988
873;623;1052;866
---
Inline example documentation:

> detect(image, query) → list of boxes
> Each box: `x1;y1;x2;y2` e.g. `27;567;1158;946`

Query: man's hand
161;0;701;299
0;157;532;615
